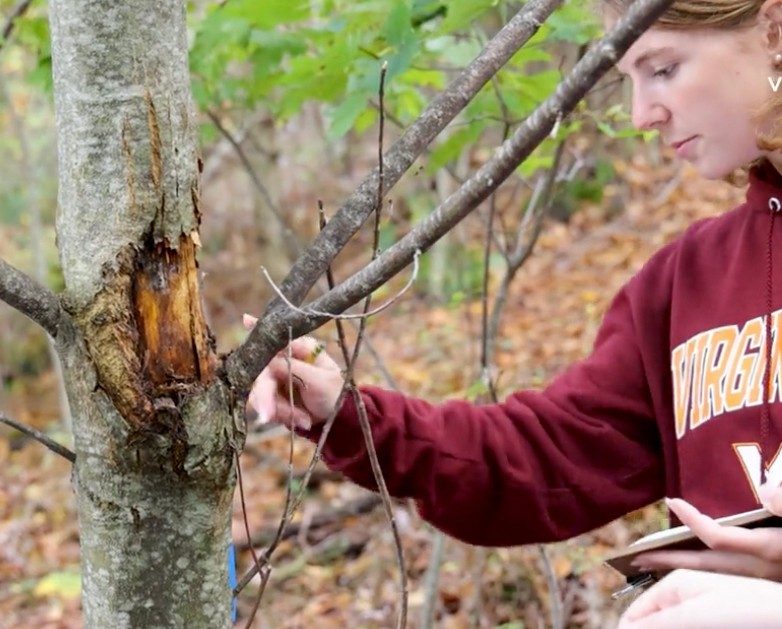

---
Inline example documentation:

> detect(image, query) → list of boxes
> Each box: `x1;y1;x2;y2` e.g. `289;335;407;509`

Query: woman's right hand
243;314;345;430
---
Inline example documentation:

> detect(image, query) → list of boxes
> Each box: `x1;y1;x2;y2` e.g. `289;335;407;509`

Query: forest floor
0;151;748;628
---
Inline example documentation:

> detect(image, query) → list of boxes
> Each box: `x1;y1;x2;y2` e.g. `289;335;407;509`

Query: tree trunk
49;0;242;625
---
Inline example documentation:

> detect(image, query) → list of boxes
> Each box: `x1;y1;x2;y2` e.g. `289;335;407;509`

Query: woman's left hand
631;483;782;581
617;569;782;628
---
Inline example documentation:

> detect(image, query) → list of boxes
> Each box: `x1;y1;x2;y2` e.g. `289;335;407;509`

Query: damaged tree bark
48;0;240;625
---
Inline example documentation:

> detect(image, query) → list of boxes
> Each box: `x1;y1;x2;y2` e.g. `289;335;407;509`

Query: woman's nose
632;96;669;131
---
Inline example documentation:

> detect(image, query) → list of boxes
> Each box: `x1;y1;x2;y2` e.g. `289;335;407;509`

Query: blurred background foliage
0;0;685;626
0;0;648;376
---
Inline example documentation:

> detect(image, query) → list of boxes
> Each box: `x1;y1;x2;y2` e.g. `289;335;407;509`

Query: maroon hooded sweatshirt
303;159;782;546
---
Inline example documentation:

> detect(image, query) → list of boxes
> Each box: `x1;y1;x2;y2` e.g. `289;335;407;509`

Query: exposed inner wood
133;232;215;394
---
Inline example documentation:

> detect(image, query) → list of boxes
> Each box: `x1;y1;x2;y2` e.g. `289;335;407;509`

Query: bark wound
133;233;214;390
75;235;215;475
75;248;153;428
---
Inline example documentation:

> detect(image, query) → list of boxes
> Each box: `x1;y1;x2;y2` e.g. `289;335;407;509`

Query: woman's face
610;19;776;179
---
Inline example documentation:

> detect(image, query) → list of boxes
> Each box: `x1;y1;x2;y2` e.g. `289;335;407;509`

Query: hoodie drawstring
762;195;781;485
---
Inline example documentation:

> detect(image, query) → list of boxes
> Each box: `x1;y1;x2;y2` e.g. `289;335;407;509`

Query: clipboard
604;506;782;598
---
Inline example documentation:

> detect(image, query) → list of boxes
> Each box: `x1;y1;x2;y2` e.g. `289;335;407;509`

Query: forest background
0;0;744;627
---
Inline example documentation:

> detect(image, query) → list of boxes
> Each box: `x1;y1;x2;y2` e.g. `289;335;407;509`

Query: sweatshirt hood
745;158;782;484
746;158;782;212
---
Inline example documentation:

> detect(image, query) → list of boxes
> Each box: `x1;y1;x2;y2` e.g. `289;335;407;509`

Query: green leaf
354;106;378;133
383;33;420;83
545;0;601;44
464;378;490;401
220;0;309;28
427;123;485;172
34;570;81;600
383;1;413;46
437;0;497;33
327;92;369;140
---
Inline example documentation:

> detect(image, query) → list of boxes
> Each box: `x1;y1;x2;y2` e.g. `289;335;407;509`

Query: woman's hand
617;569;782;628
631;483;782;581
243;314;344;430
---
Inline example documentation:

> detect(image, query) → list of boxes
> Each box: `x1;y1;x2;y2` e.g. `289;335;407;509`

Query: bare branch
225;0;562;390
350;387;409;628
0;256;63;337
233;385;351;595
224;0;674;395
539;544;566;629
236;494;381;550
0;413;75;462
272;0;555;298
258;250;421;320
420;530;446;629
0;0;33;52
234;448;266;627
339;62;409;629
205;110;302;260
487;137;566;354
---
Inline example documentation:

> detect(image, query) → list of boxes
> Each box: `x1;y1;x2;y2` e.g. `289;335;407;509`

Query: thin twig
243;564;271;627
259;249;421;320
539;545;565;629
234;449;264;628
233;384;351;595
237;328;300;624
0;413;75;462
350;388;408;629
206;109;301;260
260;328;299;554
341;61;408;629
419;530;446;629
228;0;566;391
0;0;33;52
226;0;676;398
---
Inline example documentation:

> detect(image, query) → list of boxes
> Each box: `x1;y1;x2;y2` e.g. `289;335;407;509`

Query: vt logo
733;442;782;501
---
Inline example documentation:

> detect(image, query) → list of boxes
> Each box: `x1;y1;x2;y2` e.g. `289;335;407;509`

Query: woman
246;0;782;581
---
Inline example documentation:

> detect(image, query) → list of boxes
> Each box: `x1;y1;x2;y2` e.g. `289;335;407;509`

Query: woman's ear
760;0;782;53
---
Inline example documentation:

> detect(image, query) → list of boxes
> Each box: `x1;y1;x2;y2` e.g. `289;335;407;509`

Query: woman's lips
673;136;698;158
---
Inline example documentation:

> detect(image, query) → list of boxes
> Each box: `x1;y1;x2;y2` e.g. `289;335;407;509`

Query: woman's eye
653;63;677;78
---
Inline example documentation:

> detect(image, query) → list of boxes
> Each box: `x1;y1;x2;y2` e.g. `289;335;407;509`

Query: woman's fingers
283;336;340;370
664;497;782;560
274;397;313;430
759;482;782;515
247;368;278;425
632;549;777;578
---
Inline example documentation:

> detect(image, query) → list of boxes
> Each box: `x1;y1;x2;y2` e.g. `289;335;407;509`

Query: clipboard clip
611;573;655;600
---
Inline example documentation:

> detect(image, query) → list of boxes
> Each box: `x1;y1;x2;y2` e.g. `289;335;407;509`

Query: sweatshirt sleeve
302;284;665;546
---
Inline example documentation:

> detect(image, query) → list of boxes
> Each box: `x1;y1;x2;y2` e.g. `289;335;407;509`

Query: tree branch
223;0;674;396
0;256;63;337
205;109;302;260
237;494;381;550
226;0;563;392
0;0;33;52
0;413;76;462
